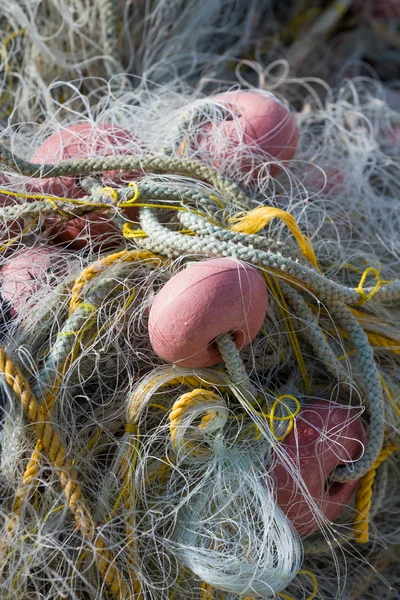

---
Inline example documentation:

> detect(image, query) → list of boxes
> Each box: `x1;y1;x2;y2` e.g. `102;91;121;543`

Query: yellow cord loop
354;444;397;544
229;206;320;271
169;389;227;457
98;186;119;204
355;267;382;305
69;249;164;314
265;394;301;442
279;569;318;600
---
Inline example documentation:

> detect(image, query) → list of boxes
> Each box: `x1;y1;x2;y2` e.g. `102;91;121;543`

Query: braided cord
0;146;248;209
139;208;400;306
69;249;163;313
0;347;128;598
326;300;385;482
100;0;122;77
178;210;304;262
215;334;255;393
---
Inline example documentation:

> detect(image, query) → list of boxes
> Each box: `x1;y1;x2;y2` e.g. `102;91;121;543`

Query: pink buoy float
149;258;268;368
0;247;71;319
194;91;298;178
273;401;367;536
30;122;143;250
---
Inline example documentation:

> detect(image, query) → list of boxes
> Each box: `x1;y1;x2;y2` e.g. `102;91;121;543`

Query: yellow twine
354;444;397;544
99;186;119;203
125;423;137;433
264;273;312;394
0;217;39;253
69;249;163;314
355;267;382;305
230;206;320;271
264;395;301;442
209;194;224;209
122;223;148;238
279;569;318;600
200;581;214;599
126;181;140;204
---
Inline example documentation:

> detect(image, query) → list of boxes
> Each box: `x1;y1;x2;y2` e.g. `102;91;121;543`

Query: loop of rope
265;395;302;442
169;389;227;457
229;206;320;271
355;267;382;305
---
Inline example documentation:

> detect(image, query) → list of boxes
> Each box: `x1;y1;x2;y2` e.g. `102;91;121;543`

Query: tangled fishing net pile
0;1;399;598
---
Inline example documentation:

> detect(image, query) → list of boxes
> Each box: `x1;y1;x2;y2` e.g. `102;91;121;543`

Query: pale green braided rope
278;281;384;482
178;210;306;262
278;280;350;383
139;207;400;306
139;207;385;481
215;333;256;396
0;145;248;209
322;299;385;482
100;0;121;77
32;273;128;398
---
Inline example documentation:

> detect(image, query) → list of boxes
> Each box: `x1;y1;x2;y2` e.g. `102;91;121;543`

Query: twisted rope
354;444;397;543
69;249;163;314
139;207;400;306
0;146;248;209
0;347;128;598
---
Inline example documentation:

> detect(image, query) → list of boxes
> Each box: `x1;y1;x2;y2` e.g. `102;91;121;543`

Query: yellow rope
229;206;320;271
169;389;222;453
0;347;128;598
0;217;39;253
278;569;318;600
69;249;164;314
11;439;44;519
354;444;398;544
366;331;400;356
200;581;214;599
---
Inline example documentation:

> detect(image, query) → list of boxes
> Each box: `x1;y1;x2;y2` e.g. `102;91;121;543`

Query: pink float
149;258;268;368
0;247;71;319
30;122;142;249
195;91;298;178
273;401;367;536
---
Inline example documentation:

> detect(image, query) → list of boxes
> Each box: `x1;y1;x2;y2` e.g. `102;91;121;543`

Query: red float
30;122;142;250
194;91;298;178
149;258;268;368
1;247;71;319
273;401;367;536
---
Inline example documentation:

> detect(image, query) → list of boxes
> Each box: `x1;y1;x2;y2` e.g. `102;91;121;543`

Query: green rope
0;146;248;209
139;207;400;306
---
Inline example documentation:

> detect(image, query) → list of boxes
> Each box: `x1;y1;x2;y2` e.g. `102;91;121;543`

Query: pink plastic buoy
0;247;71;319
30;122;142;249
273;401;367;536
195;91;298;178
149;258;268;368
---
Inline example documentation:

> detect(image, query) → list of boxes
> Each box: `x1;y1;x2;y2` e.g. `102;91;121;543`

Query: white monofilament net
0;2;399;599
